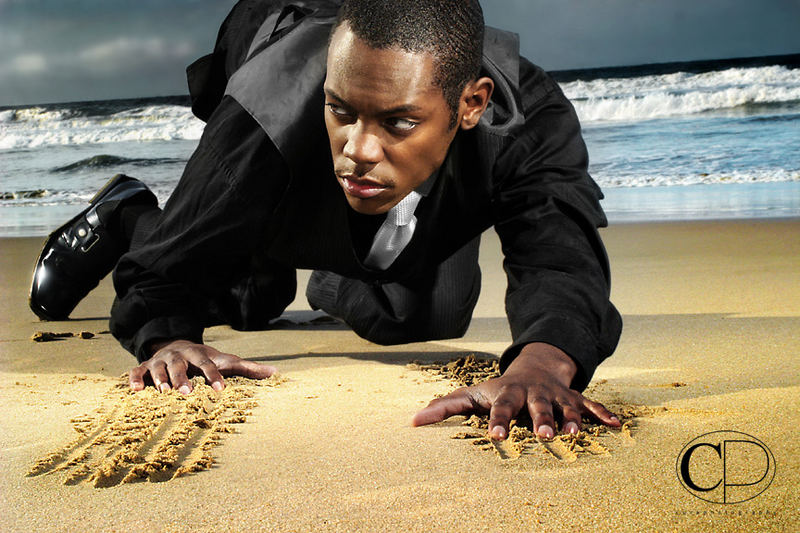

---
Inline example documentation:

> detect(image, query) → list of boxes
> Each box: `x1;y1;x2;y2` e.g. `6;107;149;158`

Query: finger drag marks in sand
451;413;637;463
412;356;654;464
27;375;285;487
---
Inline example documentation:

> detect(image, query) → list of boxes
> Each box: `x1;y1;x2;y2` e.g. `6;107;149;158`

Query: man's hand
129;339;277;394
412;342;620;440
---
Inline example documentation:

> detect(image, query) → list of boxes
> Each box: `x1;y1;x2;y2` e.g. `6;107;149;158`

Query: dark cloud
0;0;236;105
481;0;800;70
1;0;798;105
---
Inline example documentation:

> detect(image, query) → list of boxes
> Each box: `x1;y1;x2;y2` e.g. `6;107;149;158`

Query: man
30;0;623;441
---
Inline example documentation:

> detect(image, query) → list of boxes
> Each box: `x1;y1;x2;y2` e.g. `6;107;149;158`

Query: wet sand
1;219;798;532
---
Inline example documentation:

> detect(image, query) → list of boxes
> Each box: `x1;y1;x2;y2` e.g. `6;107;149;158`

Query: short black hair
333;0;485;129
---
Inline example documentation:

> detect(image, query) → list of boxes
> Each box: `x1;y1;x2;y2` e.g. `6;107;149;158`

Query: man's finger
183;349;227;392
582;397;621;427
149;360;170;393
194;359;225;391
166;354;192;395
411;388;477;427
129;366;147;391
224;358;277;380
528;396;556;439
559;401;582;435
488;390;524;440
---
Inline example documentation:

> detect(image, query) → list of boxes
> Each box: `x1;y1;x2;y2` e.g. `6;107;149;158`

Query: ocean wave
0;188;78;206
52;154;186;172
0;184;174;207
593;168;800;188
0;104;205;149
562;65;800;123
0;189;49;200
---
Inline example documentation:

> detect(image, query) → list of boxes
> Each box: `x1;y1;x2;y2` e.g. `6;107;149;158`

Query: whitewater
563;65;800;122
1;61;799;235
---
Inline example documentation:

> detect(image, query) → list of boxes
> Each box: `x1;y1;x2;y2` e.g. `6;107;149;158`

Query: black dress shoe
29;174;157;320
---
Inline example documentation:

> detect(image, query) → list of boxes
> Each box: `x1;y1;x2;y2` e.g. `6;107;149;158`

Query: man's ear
458;76;494;131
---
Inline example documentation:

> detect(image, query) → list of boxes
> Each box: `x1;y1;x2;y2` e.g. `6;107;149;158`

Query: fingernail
538;425;554;439
179;385;191;395
158;383;170;393
491;426;507;440
212;381;223;392
610;416;620;425
564;422;579;435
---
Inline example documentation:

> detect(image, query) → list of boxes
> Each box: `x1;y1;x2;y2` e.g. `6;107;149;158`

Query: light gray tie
363;191;422;270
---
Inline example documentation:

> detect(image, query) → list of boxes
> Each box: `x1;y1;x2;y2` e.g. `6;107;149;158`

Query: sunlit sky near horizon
1;0;798;106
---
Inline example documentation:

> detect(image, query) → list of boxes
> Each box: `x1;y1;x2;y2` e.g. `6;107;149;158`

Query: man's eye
386;118;418;131
326;103;350;117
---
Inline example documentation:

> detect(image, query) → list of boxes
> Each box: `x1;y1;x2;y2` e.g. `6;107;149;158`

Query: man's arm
491;58;622;389
414;59;622;438
110;97;291;391
112;1;302;392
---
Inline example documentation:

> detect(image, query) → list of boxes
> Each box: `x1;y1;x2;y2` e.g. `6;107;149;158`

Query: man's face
324;24;459;215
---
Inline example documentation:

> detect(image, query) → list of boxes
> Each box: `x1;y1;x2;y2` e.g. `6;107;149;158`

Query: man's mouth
338;174;388;199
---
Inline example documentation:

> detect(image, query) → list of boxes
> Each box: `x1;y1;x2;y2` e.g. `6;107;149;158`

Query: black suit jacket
110;0;622;390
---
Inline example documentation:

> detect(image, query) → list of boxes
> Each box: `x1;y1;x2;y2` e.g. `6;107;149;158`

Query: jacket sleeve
111;1;297;362
109;97;291;362
492;58;622;391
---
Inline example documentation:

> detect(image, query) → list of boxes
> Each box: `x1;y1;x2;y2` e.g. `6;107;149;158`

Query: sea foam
0;104;205;150
563;65;800;123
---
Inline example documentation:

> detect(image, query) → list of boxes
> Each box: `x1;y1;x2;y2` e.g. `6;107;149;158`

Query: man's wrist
507;342;578;387
147;338;185;358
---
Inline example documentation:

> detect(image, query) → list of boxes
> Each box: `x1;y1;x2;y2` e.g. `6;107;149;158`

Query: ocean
1;54;798;237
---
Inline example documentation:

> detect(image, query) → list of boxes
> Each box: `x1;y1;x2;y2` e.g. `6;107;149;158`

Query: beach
1;219;798;532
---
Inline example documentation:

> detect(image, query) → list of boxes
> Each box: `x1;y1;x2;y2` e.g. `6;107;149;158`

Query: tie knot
388;191;422;226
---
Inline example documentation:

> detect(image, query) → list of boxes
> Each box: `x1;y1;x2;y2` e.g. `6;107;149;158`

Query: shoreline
2;219;798;532
2;218;799;240
2;182;799;238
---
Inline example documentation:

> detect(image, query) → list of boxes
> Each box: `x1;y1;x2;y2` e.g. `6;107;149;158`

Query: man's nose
343;121;383;167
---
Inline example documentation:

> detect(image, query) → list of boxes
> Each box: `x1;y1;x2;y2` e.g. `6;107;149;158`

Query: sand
25;375;285;487
1;219;798;532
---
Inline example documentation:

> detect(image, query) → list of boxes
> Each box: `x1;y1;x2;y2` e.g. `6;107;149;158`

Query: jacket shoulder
187;0;341;121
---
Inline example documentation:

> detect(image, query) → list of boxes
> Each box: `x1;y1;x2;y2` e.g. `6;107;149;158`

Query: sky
0;0;798;106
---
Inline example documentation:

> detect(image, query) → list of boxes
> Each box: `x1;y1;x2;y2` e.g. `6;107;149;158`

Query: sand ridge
449;408;641;464
408;353;500;386
27;374;285;488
